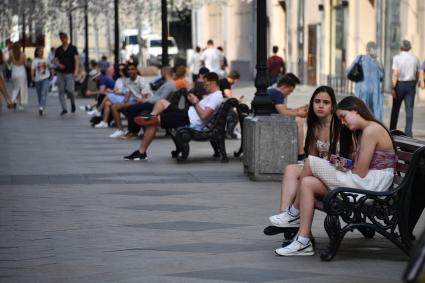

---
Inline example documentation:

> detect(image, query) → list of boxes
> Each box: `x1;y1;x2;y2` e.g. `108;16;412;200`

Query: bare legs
137;99;171;154
111;103;131;131
295;117;305;155
279;165;302;211
0;77;15;108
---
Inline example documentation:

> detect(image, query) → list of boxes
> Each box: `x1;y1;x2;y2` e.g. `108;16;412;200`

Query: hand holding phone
329;154;353;172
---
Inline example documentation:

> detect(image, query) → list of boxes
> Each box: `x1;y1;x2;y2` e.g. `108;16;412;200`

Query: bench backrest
204;98;239;131
393;135;425;186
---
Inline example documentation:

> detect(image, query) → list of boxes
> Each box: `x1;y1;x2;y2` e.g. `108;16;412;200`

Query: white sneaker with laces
269;211;300;227
275;239;314;256
88;109;101;117
109;129;126;138
94;121;108;128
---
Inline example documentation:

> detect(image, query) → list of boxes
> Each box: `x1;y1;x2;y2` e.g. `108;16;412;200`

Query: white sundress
309;153;395;192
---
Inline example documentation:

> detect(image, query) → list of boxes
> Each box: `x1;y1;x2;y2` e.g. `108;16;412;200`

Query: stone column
243;115;297;181
244;1;298;181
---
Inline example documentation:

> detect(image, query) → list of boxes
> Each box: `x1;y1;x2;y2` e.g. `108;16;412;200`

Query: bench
321;131;425;261
166;98;249;163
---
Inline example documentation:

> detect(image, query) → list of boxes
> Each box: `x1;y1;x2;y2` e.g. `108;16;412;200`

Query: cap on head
89;69;100;80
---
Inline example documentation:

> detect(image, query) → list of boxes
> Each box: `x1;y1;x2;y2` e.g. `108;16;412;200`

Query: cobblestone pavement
0;83;423;282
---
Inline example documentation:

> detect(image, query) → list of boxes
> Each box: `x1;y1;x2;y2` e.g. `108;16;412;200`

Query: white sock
296;235;310;245
288;206;300;217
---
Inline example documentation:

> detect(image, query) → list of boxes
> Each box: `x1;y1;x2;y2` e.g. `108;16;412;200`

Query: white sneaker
275;239;314;256
88;109;101;117
269;211;300;227
94;121;108;128
109;129;126;138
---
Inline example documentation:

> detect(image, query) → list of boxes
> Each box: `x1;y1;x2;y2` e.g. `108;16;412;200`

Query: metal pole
161;0;169;67
84;0;89;72
69;12;73;44
22;10;26;52
114;0;119;77
251;0;273;116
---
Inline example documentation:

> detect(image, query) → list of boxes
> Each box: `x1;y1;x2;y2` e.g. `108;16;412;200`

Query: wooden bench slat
396;162;410;173
397;150;414;162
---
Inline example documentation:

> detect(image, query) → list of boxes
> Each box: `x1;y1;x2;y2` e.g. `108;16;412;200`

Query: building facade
193;0;425;99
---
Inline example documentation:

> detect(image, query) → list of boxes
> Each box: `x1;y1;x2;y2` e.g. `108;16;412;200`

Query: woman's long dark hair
304;86;340;156
334;96;396;159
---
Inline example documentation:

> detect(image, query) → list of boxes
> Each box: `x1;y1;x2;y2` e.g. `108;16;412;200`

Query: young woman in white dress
275;96;397;256
10;42;28;110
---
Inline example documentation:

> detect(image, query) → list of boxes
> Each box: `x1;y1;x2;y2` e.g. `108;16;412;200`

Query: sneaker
134;115;159;126
275;239;314;256
39;107;43;116
88;109;101;117
60;110;68;116
71;104;76;113
94;121;109;128
109;129;126;138
269;211;300;228
123;150;148;161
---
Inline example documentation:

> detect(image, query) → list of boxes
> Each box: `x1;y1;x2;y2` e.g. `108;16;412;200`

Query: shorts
160;104;189;129
107;93;125;104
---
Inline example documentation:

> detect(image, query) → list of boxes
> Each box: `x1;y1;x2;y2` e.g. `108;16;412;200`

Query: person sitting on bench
123;72;223;161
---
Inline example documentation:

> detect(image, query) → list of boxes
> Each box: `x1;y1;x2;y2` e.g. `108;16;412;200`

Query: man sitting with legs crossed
124;72;223;160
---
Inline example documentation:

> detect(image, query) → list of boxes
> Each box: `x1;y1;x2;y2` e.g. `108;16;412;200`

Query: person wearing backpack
346;42;384;121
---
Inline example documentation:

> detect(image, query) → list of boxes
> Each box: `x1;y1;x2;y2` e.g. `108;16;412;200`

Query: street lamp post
84;0;89;72
251;0;273;115
161;0;169;67
114;0;119;77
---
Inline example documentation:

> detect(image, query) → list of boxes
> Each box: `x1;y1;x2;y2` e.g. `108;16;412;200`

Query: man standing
124;72;223;161
390;40;421;137
267;46;286;86
268;74;307;160
54;32;79;115
201;40;223;75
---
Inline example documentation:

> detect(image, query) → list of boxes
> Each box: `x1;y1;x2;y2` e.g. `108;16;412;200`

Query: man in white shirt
103;63;151;133
390;40;421;137
124;72;224;160
201;40;223;75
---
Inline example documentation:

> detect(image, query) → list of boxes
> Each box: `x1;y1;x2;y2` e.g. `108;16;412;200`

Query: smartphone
329;154;353;171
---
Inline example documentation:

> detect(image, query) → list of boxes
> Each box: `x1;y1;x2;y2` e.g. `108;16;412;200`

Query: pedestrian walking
389;40;421;137
346;42;384;120
31;46;50;116
9;42;28;110
201;40;223;76
0;50;15;110
54;32;79;115
267;46;285;86
188;46;203;83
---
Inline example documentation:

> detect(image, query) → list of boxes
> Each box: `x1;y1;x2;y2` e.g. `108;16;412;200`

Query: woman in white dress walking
10;42;28;110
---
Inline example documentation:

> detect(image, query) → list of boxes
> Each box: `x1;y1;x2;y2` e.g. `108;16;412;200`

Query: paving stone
125;221;250;232
119;204;220;212
167;267;316;282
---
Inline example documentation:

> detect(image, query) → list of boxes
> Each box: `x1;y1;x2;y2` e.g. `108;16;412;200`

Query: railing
321;75;354;96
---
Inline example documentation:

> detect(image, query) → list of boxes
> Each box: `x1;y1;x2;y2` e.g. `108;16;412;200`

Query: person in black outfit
53;32;79;115
218;70;240;99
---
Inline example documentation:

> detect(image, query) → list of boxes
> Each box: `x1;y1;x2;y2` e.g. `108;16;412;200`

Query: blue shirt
98;75;115;90
268;87;286;114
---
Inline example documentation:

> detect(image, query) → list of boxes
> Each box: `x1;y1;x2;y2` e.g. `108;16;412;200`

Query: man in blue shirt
268;74;307;160
85;69;115;117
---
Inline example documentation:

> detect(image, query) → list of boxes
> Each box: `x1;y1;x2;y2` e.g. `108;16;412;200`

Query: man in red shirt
267;46;286;86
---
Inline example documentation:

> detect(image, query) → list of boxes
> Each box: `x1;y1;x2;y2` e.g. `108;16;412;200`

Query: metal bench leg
321;215;344;261
216;137;228;163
